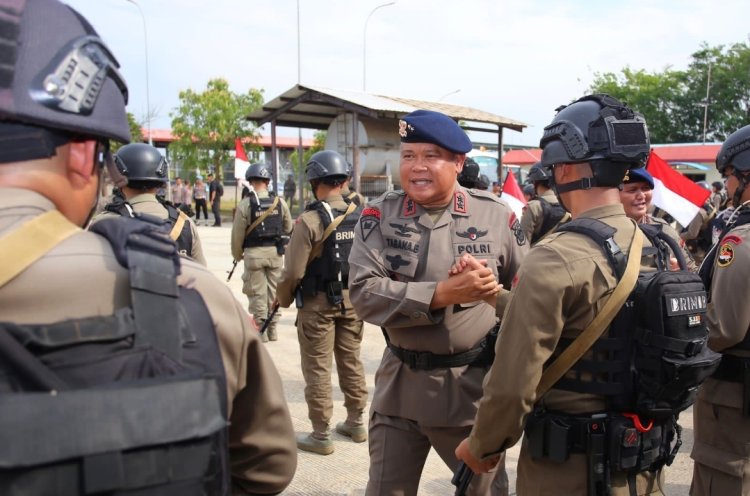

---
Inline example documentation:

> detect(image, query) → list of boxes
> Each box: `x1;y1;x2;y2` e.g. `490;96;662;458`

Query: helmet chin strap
732;171;749;208
548;166;598;213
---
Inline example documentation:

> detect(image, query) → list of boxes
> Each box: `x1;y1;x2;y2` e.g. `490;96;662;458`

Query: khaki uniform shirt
92;193;207;266
342;185;367;207
0;188;297;494
348;186;527;426
690;210;750;484
520;189;564;244
230;190;293;262
277;193;355;311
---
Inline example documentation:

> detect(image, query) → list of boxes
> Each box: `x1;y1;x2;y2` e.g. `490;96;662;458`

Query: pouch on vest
554;220;720;420
0;216;229;495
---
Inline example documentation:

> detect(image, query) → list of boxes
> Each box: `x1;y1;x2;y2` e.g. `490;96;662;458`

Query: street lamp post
363;2;395;92
701;62;712;145
125;0;152;146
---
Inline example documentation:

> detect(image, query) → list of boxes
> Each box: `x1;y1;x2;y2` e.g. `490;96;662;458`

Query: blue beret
624;167;654;188
398;110;472;154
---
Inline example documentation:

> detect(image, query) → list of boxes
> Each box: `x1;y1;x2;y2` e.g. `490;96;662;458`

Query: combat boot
335;420;367;443
267;326;278;341
296;432;334;455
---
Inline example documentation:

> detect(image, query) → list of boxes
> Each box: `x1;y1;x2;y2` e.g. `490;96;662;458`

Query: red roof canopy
502;143;722;166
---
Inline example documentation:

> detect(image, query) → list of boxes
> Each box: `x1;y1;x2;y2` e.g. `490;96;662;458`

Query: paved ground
197;222;695;495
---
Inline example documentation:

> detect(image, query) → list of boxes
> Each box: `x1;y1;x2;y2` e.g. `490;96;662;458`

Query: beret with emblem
398;110;472;154
624;167;654;188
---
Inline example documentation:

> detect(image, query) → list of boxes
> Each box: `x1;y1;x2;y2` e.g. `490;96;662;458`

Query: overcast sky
65;0;750;147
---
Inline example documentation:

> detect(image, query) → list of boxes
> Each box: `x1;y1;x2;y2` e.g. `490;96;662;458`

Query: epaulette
465;188;504;204
383;190;406;201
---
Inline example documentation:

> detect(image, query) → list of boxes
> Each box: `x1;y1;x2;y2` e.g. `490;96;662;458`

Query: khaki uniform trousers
691;389;750;495
366;412;508;496
242;252;282;335
297;296;368;434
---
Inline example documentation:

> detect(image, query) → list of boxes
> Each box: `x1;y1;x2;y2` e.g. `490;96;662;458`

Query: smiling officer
348;109;527;495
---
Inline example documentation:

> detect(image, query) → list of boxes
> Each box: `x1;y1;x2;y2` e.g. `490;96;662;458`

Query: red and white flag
500;170;527;220
647;150;711;227
234;138;250;180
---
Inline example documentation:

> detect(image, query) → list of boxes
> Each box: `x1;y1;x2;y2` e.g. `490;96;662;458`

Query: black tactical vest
301;200;362;294
243;193;283;248
0;215;229;495
534;196;568;244
104;196;193;257
548;219;719;419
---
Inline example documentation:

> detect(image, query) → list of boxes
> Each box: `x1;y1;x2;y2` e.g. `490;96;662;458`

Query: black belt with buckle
382;325;498;371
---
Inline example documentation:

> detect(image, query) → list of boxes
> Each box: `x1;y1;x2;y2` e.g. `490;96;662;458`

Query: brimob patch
360;208;380;242
717;243;735;267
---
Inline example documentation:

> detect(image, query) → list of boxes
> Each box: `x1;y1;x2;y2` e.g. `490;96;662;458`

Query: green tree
169;78;264;179
288;130;326;199
110;112;144;152
589;41;750;143
288;130;327;179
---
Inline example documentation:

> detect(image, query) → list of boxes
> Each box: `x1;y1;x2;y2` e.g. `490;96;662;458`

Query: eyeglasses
29;35;128;115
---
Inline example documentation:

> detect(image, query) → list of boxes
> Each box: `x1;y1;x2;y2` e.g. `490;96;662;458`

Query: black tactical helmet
305;150;349;182
245;162;272;181
716;124;750;175
527;161;551;184
0;0;130;146
457;157;480;187
114;143;168;183
522;183;535;198
477;174;490;190
539;94;650;190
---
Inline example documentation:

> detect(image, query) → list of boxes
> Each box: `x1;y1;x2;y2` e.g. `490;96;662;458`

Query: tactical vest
549;219;720;419
104;196;193;257
533;196;568;244
301;200;362;296
242;193;283;248
0;215;229;495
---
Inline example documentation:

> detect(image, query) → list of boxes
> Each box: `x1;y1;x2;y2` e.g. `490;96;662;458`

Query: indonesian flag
500;170;527;219
234;138;250;180
647;150;711;227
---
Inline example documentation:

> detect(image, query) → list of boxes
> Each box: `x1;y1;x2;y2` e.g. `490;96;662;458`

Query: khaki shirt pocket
380;247;419;280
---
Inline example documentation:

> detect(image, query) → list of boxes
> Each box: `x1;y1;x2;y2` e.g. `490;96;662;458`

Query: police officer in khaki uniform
91;143;207;266
456;95;664;495
620;167;697;272
691;124;750;495
348;110;527;495
0;1;296;492
276;150;369;455
342;162;367;207
520;161;570;245
231;162;293;342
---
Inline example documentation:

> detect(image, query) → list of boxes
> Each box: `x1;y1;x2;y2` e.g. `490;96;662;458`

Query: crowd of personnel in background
3;1;749;494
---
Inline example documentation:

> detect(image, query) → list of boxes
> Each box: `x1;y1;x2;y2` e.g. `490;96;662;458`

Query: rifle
226;260;238;282
258;301;280;336
451;461;473;496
